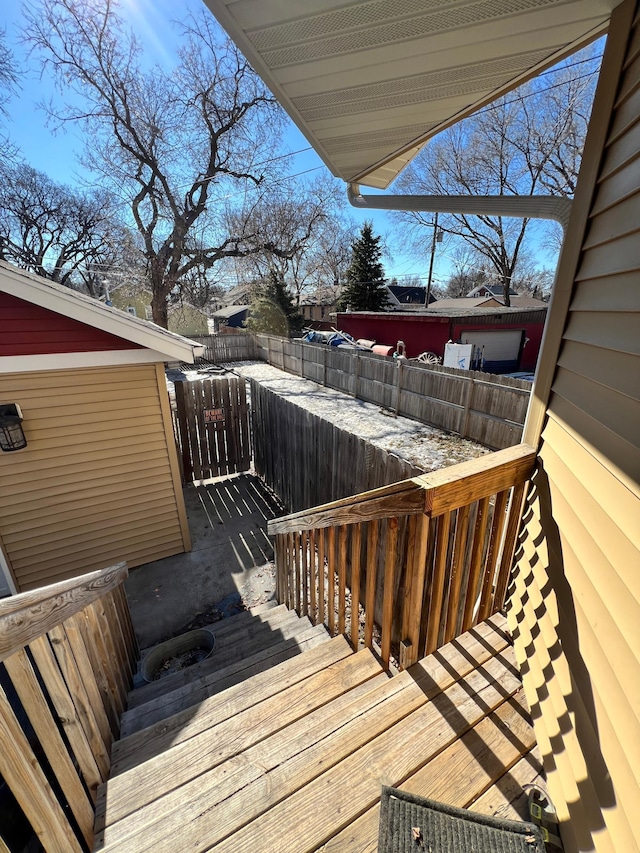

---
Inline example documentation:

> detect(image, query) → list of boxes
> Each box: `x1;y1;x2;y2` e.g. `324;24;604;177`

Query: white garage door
461;330;523;368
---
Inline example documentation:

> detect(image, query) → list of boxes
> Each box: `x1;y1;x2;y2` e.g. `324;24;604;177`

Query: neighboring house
299;289;340;326
467;283;518;298
109;282;209;336
220;281;255;306
336;306;547;372
431;295;548;310
385;284;438;309
0;261;204;593
429;296;504;310
211;304;251;332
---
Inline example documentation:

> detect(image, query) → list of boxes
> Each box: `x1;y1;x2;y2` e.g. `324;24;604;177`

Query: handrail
268;479;425;535
271;444;536;671
0;562;128;661
0;562;138;852
415;443;535;516
268;444;535;535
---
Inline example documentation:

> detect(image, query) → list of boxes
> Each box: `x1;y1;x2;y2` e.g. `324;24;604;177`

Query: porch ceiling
204;0;621;188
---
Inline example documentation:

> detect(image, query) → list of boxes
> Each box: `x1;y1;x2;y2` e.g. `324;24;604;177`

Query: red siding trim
0;292;143;355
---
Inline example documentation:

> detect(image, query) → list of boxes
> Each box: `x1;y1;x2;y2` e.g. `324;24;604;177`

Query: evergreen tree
338;221;389;311
245;270;305;337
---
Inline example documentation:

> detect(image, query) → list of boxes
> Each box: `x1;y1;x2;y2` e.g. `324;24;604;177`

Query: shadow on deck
94;612;543;853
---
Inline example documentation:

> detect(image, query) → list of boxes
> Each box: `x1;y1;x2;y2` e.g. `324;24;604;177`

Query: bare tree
0;161;119;288
0;28;19;160
231;177;353;306
393;47;600;305
24;0;289;326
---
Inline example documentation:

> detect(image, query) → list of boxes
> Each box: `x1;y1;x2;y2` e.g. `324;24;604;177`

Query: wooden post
323;347;327;386
395;360;404;416
353;353;360;398
267;336;272;366
461;378;475;438
300;341;304;378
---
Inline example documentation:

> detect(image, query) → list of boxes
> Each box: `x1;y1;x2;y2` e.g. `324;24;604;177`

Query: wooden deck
94;613;543;852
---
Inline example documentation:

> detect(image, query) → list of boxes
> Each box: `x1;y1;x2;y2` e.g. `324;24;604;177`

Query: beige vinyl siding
0;363;189;591
510;3;640;851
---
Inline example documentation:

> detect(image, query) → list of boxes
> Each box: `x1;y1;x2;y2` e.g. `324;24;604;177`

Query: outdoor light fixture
0;404;27;452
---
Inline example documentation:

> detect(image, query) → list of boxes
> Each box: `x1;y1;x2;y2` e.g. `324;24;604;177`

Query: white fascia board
0;349;178;374
0;263;204;362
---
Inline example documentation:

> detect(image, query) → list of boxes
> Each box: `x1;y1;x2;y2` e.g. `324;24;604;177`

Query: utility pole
425;213;441;307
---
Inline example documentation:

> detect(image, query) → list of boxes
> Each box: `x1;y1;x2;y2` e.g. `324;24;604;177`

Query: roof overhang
0;262;205;363
205;0;621;188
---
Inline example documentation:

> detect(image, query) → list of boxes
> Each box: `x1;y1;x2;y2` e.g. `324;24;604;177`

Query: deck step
112;632;353;773
126;602;313;711
96;645;385;842
119;620;330;738
94;615;529;853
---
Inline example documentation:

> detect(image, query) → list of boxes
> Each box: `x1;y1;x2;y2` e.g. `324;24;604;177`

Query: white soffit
205;0;620;188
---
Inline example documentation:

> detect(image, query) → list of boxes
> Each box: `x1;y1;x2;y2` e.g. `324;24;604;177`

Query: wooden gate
173;377;251;482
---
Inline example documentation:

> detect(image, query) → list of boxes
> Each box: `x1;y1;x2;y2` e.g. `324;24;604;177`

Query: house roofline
0;262;205;362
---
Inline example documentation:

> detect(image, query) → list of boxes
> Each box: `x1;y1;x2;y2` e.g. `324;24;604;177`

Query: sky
1;0;439;285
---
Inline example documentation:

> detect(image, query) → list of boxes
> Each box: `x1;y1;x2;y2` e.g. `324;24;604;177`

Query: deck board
94;613;545;853
111;634;352;773
95;649;383;833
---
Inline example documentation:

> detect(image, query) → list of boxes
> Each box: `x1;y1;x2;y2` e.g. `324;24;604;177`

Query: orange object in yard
372;344;395;356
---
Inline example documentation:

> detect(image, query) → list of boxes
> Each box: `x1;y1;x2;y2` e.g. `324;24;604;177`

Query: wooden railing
268;444;535;669
0;563;137;853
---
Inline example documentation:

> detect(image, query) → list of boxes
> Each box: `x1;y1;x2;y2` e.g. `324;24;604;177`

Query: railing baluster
0;683;84;853
478;488;510;621
301;530;309;617
3;648;95;847
60;615;114;745
327;526;336;636
364;519;379;649
350;522;362;649
80;604;122;728
309;529;317;625
462;495;491;632
444;503;472;643
493;481;528;610
283;533;292;609
426;511;453;654
91;597;128;715
381;517;399;668
318;527;326;627
113;584;139;666
293;531;301;614
29;634;103;797
338;525;348;636
48;623;111;779
400;514;429;668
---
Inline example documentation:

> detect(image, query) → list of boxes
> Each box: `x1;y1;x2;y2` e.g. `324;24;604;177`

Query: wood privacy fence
0;563;138;852
254;334;531;450
174;377;251;482
251;380;425;513
188;333;257;362
268;445;536;668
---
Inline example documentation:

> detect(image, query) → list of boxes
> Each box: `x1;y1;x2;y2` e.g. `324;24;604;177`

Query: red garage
335;306;547;373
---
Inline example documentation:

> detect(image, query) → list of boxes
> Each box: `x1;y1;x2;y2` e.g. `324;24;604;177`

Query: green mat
378;786;546;853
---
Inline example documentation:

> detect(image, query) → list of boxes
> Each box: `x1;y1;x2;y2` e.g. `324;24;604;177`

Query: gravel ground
220;360;489;473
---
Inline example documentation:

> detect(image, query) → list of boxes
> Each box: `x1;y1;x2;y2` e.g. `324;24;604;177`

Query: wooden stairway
94;610;542;853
